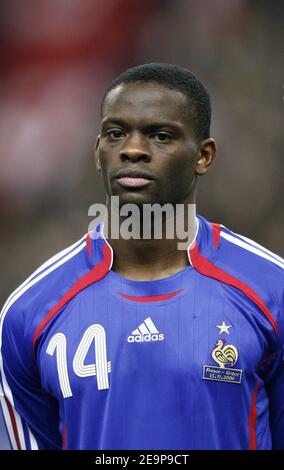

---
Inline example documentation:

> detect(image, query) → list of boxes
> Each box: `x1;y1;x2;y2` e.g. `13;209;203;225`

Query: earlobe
195;138;217;176
96;158;102;172
94;136;102;172
96;153;102;172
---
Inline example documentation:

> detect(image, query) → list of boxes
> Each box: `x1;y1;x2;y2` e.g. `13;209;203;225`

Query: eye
152;132;171;142
106;129;125;140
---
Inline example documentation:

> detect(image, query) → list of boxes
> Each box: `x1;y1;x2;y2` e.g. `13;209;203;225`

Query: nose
119;133;151;162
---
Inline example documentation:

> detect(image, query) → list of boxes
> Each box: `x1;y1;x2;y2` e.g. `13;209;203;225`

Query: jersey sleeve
0;299;62;450
216;223;284;448
265;311;284;450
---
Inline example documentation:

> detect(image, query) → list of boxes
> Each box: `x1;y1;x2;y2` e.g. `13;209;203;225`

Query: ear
195;138;217;176
94;135;102;172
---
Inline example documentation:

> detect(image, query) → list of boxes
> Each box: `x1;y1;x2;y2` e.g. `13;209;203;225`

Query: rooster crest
212;339;238;369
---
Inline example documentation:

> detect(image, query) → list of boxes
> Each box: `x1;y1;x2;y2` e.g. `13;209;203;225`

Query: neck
102;193;197;281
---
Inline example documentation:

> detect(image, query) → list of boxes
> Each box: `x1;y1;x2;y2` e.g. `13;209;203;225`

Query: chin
117;193;153;208
110;186;155;205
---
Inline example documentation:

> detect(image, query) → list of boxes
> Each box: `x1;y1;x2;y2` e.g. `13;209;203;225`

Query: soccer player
0;64;283;450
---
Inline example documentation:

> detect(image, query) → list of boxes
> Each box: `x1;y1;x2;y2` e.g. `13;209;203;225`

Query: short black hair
101;63;211;142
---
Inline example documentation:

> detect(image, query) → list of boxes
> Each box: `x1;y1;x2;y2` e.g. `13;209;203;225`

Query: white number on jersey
46;333;72;398
46;324;111;398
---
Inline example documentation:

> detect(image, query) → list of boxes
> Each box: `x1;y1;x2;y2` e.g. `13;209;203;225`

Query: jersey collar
87;214;220;272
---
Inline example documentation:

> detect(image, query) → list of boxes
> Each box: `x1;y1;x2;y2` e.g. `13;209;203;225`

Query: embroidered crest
212;339;238;368
203;339;242;384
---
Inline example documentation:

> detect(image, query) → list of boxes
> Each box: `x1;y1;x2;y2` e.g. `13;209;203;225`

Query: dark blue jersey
0;216;283;450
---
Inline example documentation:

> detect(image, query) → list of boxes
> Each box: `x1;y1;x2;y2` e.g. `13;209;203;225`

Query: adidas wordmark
127;317;164;343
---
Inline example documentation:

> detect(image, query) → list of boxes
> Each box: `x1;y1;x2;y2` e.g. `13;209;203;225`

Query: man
0;63;283;450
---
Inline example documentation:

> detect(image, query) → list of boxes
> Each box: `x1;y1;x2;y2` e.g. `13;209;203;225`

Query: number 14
46;324;111;398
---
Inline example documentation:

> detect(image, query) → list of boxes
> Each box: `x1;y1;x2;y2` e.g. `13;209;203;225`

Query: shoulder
0;234;89;345
193;215;283;340
216;223;283;329
218;223;283;280
195;215;283;285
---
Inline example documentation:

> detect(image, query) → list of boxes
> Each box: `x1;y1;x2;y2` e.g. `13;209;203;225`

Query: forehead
102;82;192;128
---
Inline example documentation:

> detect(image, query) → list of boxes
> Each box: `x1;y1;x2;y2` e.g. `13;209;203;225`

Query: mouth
116;177;153;188
114;170;154;189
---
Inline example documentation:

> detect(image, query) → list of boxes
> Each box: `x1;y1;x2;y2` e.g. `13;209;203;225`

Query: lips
114;169;154;189
116;176;152;188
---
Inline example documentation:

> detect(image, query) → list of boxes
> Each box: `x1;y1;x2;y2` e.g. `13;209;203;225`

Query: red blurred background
0;0;283;448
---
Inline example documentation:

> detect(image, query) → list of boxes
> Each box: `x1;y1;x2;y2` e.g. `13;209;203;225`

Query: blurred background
0;0;283;449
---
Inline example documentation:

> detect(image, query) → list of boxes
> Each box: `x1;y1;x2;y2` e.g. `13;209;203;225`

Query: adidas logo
127;317;164;343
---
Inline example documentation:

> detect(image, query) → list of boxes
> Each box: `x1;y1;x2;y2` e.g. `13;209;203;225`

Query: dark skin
95;82;216;280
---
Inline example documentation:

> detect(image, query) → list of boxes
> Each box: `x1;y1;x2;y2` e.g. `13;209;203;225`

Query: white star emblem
216;321;232;334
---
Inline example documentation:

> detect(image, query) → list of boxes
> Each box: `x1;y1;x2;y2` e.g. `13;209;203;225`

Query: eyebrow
101;117;128;128
101;117;184;133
